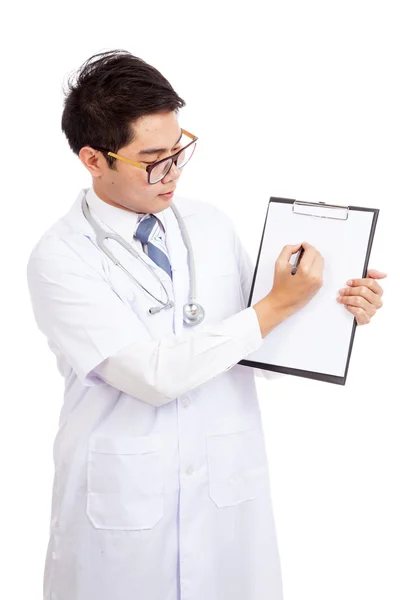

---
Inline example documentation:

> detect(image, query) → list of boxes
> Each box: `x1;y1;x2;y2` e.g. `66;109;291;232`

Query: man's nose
162;161;181;184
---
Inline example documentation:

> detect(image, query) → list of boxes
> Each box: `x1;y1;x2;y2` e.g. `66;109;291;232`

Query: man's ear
79;147;108;178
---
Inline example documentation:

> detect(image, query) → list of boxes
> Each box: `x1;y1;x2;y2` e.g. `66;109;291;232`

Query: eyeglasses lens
149;142;196;183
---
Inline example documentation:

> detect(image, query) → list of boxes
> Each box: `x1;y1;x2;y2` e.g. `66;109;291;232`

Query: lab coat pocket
206;420;268;508
86;435;164;531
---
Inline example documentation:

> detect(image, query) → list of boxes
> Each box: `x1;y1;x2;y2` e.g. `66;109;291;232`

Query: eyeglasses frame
92;128;198;184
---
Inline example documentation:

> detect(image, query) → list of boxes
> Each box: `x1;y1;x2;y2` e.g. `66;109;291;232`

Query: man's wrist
252;295;291;338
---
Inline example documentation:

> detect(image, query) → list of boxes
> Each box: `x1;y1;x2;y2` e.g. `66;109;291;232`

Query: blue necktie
135;214;172;279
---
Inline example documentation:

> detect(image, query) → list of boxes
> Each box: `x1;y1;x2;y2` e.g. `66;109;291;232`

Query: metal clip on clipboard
292;200;349;221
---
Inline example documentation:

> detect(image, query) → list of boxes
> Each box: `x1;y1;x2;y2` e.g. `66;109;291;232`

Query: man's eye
143;147;182;165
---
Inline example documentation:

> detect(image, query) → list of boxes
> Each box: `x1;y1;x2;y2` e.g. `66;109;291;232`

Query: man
27;50;386;600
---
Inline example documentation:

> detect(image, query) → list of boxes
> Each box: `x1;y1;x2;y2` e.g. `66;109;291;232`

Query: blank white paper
246;201;375;377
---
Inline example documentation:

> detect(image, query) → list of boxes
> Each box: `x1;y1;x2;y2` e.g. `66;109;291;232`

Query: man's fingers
338;285;383;308
347;278;384;297
296;243;321;274
277;243;303;264
344;305;371;325
277;242;323;275
367;269;387;280
304;252;325;284
337;293;376;315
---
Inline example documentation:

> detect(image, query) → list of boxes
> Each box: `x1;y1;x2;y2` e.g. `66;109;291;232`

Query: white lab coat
27;189;283;600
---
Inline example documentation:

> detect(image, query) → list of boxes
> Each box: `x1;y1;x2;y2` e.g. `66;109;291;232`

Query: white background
2;1;399;599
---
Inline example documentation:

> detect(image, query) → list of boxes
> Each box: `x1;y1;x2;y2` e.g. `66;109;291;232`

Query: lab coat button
186;466;194;476
182;398;190;408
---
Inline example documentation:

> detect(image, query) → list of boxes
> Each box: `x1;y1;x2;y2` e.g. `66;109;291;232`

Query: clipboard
239;197;379;385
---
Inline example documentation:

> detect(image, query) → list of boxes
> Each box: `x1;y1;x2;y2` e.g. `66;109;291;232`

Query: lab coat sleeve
228;211;285;382
95;307;263;406
27;239;264;405
27;242;156;388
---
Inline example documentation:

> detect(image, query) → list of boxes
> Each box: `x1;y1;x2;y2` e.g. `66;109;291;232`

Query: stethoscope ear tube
81;194;205;325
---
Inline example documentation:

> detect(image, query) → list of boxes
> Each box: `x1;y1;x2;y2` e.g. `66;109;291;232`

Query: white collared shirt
86;187;169;259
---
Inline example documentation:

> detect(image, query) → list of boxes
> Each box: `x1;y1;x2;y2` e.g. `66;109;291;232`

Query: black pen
291;246;305;275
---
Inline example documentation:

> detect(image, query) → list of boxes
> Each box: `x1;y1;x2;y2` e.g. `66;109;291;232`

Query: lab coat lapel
65;190;197;335
66;190;174;299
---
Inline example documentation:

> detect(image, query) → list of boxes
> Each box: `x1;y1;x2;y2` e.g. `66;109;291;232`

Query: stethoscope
81;195;205;326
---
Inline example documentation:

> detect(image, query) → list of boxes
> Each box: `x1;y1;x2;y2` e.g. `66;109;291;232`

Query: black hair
61;49;186;168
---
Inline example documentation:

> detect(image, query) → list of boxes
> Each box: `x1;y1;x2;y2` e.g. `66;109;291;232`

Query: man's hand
266;242;324;313
336;269;387;325
254;242;324;338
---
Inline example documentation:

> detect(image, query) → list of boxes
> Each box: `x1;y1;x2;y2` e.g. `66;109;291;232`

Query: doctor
27;50;386;600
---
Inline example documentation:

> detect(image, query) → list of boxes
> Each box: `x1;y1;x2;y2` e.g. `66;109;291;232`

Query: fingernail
346;279;353;285
338;288;345;295
336;296;342;302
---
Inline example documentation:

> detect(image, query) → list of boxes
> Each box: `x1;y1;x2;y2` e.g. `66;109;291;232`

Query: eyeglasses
93;128;198;184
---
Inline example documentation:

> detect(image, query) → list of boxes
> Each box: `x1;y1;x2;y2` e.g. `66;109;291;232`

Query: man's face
82;111;183;214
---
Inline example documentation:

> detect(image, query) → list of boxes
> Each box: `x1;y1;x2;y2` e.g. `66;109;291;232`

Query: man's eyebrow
138;131;183;156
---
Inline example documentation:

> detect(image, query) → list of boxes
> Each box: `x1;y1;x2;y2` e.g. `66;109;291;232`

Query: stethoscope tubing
81;194;203;321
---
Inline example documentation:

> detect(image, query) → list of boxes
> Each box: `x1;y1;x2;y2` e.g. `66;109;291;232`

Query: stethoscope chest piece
183;302;205;326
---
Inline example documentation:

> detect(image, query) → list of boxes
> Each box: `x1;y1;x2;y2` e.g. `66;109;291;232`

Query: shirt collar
85;187;166;243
